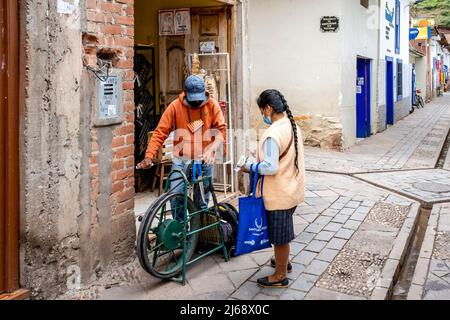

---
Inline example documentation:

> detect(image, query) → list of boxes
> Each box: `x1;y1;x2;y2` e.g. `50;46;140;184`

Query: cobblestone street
88;94;450;301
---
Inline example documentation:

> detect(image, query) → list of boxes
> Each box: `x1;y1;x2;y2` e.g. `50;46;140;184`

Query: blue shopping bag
235;163;271;256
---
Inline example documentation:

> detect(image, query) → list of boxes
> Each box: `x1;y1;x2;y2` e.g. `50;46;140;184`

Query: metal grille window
397;59;403;100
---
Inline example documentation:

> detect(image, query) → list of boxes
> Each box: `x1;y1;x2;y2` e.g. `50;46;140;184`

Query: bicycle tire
137;192;201;279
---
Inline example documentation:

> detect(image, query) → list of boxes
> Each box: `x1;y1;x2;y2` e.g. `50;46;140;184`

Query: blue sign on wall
409;28;420;40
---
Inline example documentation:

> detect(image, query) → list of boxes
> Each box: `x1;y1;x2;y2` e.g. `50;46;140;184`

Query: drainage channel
436;129;450;169
391;128;450;299
391;206;431;300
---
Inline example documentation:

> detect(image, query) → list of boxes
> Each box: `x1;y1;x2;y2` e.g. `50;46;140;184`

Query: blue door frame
356;58;371;138
386;56;394;125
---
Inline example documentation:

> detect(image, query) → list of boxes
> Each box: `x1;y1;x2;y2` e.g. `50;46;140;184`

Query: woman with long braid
242;89;305;288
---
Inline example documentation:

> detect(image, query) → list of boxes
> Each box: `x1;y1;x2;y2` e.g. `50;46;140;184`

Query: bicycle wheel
137;192;201;279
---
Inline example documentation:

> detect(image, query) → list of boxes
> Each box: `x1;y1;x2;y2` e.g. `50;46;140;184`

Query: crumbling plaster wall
21;0;136;299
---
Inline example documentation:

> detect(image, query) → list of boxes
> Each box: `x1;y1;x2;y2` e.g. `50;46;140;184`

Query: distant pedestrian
242;89;305;288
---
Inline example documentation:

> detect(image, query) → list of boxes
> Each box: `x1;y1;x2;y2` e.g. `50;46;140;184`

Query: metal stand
186;53;235;196
165;163;229;285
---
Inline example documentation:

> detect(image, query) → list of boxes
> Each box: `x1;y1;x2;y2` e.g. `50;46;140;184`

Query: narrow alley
75;94;450;301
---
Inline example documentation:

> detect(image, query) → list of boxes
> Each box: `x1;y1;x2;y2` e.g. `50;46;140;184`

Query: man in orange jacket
137;75;227;218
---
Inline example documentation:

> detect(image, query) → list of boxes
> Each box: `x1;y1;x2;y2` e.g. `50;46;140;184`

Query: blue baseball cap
184;75;206;101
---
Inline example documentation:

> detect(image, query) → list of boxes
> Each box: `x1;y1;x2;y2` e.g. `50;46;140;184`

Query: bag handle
251;163;261;198
279;130;294;161
248;164;254;195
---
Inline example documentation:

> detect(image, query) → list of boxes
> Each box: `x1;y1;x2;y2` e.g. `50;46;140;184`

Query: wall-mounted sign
410;27;431;40
412;18;435;28
174;9;191;35
320;16;339;33
159;10;175;36
159;9;191;36
385;1;394;25
200;41;216;53
410;28;420;40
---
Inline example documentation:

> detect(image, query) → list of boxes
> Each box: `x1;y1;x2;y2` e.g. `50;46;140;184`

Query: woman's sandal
270;257;293;273
257;276;289;288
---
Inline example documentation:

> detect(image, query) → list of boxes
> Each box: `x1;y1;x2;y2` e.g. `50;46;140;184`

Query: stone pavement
408;204;450;300
229;172;419;300
63;94;450;300
305;94;450;174
355;170;450;206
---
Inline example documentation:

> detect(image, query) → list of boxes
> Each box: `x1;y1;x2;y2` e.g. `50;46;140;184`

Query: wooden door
159;6;231;109
0;0;20;294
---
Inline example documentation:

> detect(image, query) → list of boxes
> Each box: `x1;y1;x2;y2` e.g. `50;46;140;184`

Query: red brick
90;164;99;176
112;168;134;181
114;145;134;159
115;15;134;26
124;27;134;37
112;159;125;171
114;123;134;136
123;100;134;112
115;187;135;203
112;180;124;194
125;6;134;15
114;37;134;47
101;24;122;35
89;154;98;165
125;70;135;80
101;2;122;13
112;136;125;148
125;176;135;188
124;112;135;123
116;0;134;4
115;59;133;69
115;198;134;215
125;156;135;167
122;81;134;91
86;0;97;10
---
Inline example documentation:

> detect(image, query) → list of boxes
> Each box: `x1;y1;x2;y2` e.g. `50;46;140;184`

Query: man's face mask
187;99;205;108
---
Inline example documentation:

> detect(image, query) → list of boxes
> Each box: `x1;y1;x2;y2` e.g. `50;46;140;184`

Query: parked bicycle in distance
412;89;425;111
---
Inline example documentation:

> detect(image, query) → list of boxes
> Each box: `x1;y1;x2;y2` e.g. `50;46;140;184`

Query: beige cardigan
257;117;305;211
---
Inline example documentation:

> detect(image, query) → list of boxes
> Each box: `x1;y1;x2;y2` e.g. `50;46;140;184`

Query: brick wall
84;0;135;220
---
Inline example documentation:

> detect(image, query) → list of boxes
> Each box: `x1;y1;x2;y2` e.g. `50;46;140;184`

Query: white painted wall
378;0;411;122
411;54;427;98
246;0;379;148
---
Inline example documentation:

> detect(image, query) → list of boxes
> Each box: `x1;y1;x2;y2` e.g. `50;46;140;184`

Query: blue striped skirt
265;206;296;245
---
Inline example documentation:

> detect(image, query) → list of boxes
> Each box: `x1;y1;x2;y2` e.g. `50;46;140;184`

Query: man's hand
136;158;153;170
240;166;250;173
202;148;215;165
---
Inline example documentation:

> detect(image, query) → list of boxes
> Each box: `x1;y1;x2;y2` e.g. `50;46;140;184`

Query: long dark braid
277;92;300;176
257;89;300;176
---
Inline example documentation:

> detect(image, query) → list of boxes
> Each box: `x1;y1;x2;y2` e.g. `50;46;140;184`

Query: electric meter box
93;74;124;127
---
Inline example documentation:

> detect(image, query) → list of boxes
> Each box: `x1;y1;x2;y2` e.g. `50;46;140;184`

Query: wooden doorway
159;6;232;109
0;0;20;296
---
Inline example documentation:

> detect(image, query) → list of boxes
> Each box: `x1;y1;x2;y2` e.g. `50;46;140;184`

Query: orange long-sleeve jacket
145;92;227;160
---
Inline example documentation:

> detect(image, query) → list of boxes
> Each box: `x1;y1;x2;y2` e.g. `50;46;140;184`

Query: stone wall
295;115;343;150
